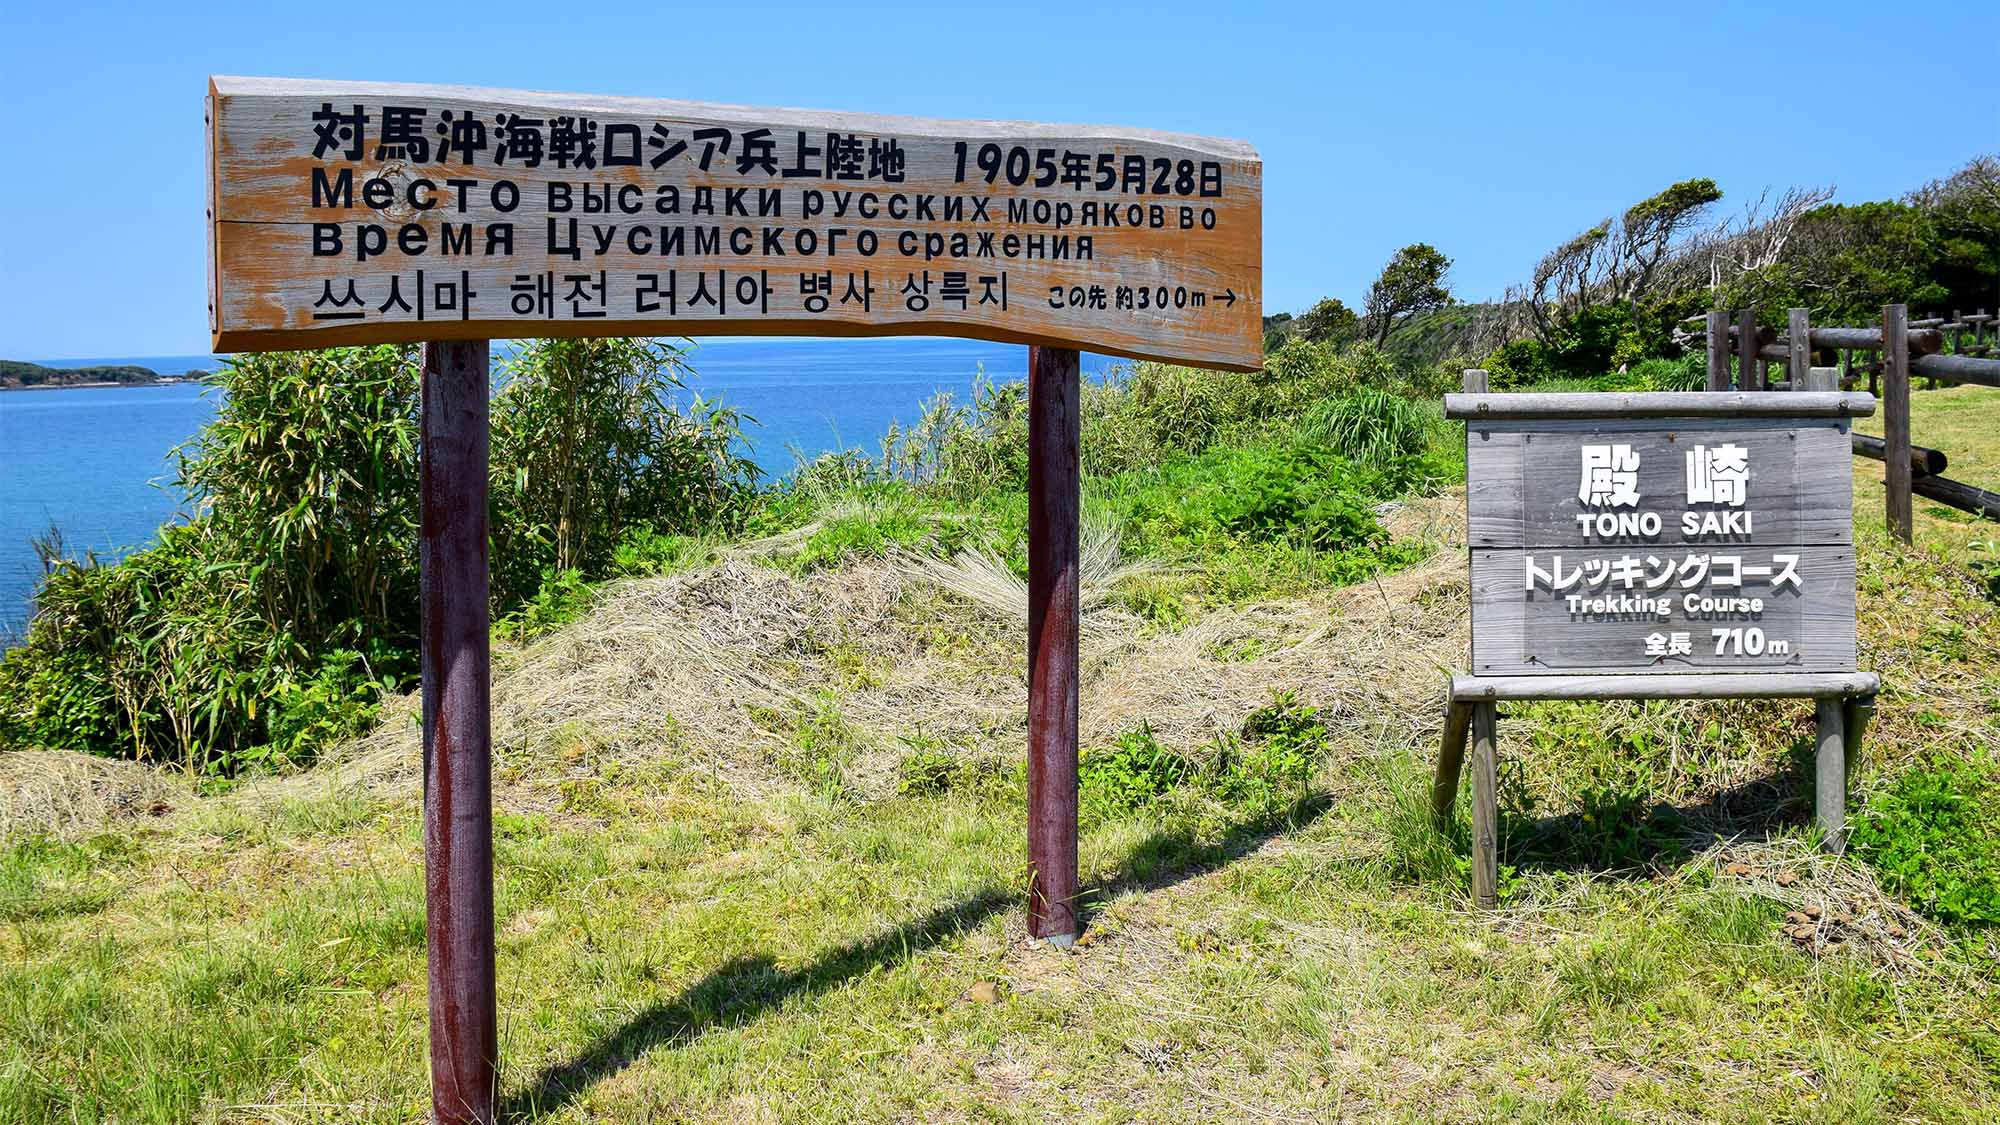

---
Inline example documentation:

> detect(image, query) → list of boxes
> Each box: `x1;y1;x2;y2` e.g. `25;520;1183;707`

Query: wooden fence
1704;304;2000;542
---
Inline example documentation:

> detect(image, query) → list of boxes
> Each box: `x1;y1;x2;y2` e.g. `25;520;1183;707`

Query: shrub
251;646;396;772
2;514;305;771
1081;692;1334;825
1210;690;1329;816
896;744;962;797
611;526;710;577
881;373;1028;498
1081;724;1196;816
1;339;760;773
175;346;423;649
1112;442;1388;555
1083;362;1237;474
493;568;595;644
1629;355;1705;392
1852;761;2000;926
488;337;759;607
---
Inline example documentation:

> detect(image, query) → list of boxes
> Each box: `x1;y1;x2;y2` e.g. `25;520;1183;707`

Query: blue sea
0;339;1125;639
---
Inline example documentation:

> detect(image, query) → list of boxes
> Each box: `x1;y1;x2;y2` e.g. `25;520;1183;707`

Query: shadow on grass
504;794;1334;1119
1096;792;1335;900
1498;741;1816;877
502;889;1011;1119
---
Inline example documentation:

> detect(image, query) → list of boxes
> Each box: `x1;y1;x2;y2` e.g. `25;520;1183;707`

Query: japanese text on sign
1455;408;1861;676
207;77;1263;368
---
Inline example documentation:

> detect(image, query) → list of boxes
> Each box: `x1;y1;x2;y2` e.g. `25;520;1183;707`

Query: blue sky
2;0;1995;358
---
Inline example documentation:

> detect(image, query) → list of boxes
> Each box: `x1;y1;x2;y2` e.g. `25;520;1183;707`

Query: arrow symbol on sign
1214;289;1238;307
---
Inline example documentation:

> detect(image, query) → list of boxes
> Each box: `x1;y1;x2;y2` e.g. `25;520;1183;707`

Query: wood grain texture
1788;308;1812;388
1816;696;1847;852
1911;473;2000;520
1026;346;1081;943
1433;699;1473;829
1445;391;1874;420
1470;703;1498;908
1464;419;1854;549
1468;546;1857;675
1842;696;1875;773
1911;352;2000;389
1450;672;1879;701
1852;431;1947;476
1706;311;1730;390
419;340;497;1125
1737;308;1761;391
208;76;1261;369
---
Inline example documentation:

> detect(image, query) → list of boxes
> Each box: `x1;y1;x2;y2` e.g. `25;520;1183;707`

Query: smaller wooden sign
1447;392;1875;678
1438;386;1881;907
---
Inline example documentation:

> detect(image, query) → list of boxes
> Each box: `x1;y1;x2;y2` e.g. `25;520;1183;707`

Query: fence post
1735;307;1760;391
1026;344;1081;946
1788;308;1811;390
1883;304;1913;544
1705;311;1730;390
420;340;498;1125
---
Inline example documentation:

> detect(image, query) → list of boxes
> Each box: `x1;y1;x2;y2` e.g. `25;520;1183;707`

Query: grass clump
1080;724;1196;817
1081;690;1331;826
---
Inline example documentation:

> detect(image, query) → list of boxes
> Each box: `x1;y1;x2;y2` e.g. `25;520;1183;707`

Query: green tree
1292;297;1362;346
1261;311;1295;352
1364;244;1453;344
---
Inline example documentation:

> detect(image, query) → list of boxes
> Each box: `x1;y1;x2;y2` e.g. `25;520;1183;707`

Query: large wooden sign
1448;392;1872;677
206;77;1263;369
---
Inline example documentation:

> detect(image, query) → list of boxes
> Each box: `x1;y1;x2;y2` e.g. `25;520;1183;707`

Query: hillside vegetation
2;376;1997;1121
0;359;164;389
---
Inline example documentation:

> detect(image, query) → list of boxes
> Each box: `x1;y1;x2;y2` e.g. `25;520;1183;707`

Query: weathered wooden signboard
1462;409;1859;676
1435;385;1881;909
206;76;1263;369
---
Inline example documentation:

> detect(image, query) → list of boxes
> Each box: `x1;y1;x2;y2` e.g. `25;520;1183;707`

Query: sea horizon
1;337;1132;637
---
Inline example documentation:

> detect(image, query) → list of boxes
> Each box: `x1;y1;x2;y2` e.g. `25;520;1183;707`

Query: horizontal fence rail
1705;304;2000;540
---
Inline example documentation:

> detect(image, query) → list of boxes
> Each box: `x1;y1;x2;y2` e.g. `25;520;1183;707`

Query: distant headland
0;359;211;390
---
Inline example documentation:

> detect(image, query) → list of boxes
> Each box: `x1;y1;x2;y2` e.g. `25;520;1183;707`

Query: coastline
0;377;206;392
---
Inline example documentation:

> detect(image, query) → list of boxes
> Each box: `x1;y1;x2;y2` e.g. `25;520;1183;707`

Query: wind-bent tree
1526;224;1611;346
1364;243;1453;344
1618;177;1722;327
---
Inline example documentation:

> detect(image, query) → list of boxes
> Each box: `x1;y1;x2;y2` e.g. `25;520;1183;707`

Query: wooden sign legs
1433;678;1879;907
1026;345;1082;946
420;340;499;1125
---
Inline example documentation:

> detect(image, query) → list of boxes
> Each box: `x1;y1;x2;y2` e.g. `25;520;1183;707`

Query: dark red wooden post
420;339;499;1125
1026;344;1081;945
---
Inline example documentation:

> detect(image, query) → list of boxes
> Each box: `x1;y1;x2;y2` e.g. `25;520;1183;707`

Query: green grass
5;754;1995;1121
4;388;1999;1122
